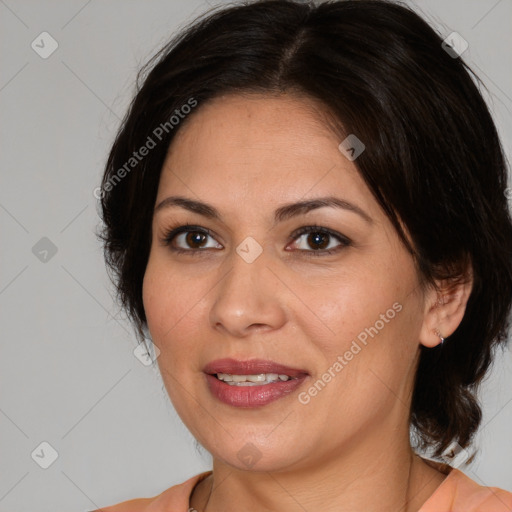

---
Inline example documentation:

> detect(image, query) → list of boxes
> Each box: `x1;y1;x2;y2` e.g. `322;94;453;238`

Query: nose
209;244;287;338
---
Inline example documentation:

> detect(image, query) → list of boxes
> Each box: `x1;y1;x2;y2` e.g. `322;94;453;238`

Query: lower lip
205;374;307;407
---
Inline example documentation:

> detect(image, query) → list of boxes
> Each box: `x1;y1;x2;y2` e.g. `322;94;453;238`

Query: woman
95;0;512;510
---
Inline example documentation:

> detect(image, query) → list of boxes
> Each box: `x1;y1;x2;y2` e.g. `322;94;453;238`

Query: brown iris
186;231;208;248
307;232;329;250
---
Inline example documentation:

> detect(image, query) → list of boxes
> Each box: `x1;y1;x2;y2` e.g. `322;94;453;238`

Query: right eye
161;225;223;254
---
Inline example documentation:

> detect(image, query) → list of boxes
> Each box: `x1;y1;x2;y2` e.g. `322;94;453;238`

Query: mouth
203;358;309;377
203;358;309;407
214;372;297;386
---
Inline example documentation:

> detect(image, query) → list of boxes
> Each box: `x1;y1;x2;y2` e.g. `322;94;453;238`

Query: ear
419;264;473;348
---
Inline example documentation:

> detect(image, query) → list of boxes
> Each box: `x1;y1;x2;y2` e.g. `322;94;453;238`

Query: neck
190;434;447;512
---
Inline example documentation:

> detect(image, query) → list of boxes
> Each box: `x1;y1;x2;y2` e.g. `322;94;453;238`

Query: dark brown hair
97;0;512;459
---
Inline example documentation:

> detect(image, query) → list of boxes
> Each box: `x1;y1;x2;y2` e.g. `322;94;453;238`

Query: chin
205;431;310;473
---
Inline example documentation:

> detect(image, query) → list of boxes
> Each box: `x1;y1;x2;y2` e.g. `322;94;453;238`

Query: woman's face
143;93;430;472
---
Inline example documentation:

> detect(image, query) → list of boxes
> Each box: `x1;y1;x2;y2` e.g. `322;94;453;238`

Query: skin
142;93;473;512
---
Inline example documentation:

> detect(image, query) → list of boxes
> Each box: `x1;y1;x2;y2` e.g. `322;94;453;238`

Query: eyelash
160;223;352;257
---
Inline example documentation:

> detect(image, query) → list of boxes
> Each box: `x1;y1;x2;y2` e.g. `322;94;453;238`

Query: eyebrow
154;195;373;224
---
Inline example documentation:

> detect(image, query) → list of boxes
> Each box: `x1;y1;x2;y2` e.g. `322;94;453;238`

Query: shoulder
89;497;154;512
92;471;213;512
460;482;512;511
449;469;512;511
421;467;512;512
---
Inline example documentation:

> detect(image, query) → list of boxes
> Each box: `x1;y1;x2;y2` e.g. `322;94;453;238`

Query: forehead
164;95;342;173
169;93;338;161
155;93;381;223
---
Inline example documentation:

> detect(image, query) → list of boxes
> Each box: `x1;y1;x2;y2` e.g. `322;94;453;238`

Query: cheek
295;268;402;351
142;260;205;414
142;257;209;364
142;262;169;344
296;262;422;397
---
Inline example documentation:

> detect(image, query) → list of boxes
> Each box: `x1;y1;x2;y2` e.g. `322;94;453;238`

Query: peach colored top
95;467;512;512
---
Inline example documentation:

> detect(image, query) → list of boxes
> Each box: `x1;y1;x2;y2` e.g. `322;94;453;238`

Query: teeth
216;373;292;385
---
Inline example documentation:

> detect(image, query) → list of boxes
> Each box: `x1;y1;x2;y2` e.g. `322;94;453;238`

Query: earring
434;328;445;345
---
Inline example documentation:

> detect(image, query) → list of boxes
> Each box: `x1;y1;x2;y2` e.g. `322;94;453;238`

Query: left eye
288;227;350;254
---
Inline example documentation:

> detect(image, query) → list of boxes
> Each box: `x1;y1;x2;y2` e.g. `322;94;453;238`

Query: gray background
1;0;511;510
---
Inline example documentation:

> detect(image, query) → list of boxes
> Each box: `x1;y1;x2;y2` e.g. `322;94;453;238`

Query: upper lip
203;358;309;378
